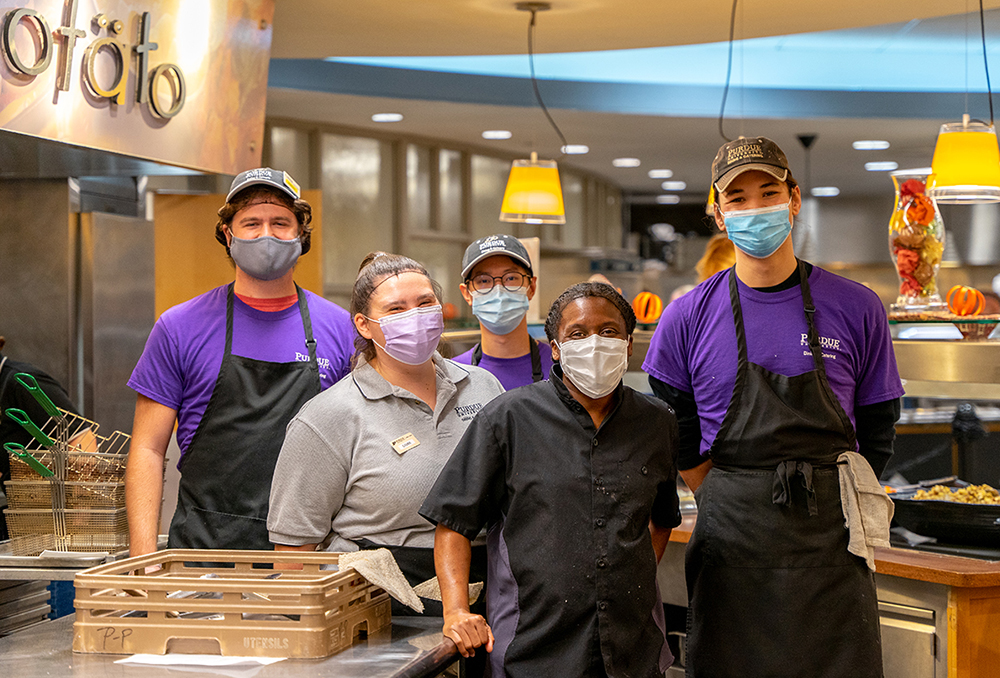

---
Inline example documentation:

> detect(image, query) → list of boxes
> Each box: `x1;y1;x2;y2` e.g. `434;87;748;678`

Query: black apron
471;336;544;382
168;284;321;551
685;261;883;678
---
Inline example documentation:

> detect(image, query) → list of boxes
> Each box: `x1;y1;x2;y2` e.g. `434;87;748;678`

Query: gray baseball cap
461;234;533;279
712;137;790;192
226;167;302;202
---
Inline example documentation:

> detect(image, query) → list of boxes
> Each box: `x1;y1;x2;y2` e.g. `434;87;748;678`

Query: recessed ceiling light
612;157;641;168
661;180;687;191
561;144;589;155
482;130;512;140
656;195;681;204
865;161;898;171
811;186;841;197
371;113;403;123
853;140;890;150
648;169;673;179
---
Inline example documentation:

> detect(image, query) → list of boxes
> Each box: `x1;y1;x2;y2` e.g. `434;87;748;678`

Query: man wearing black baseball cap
125;168;355;557
451;234;553;390
643;137;903;676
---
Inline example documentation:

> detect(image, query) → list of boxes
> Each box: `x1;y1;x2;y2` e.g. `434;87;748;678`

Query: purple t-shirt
128;285;355;458
642;266;904;460
452;342;554;391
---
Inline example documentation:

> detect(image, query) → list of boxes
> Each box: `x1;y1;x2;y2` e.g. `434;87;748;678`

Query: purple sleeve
641;299;693;393
451;348;474;364
127;315;184;410
854;296;904;407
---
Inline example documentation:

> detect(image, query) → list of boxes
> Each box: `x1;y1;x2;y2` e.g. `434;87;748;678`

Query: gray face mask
229;235;302;281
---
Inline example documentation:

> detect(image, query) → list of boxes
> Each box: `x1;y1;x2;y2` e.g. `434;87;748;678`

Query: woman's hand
442;610;493;658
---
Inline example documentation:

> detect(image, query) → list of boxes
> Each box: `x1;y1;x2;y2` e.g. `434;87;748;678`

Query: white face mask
556;334;629;399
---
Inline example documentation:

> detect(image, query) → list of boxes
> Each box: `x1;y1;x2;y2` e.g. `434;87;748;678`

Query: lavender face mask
367;305;444;365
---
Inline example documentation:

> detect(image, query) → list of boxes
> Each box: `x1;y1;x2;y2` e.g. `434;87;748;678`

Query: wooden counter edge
668;512;1000;588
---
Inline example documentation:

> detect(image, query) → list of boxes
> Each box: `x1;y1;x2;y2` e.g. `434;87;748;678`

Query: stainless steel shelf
893;340;1000;399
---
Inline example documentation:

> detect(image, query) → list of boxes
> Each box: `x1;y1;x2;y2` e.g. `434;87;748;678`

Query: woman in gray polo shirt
267;252;504;616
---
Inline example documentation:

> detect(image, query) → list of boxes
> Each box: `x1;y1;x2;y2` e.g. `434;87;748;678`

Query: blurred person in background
126;168;355;556
0;336;80;541
695;233;736;282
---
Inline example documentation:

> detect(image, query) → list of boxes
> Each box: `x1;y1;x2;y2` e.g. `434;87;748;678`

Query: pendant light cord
526;8;568;154
718;0;739;142
979;0;994;125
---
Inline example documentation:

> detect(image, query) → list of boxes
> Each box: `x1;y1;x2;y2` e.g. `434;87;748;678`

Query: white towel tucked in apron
838;451;894;570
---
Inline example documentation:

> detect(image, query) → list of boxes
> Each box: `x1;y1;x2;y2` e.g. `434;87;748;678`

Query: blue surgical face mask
721;200;792;259
472;286;530;335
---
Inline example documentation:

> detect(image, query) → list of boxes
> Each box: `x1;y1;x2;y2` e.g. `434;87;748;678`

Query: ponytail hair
350;252;442;366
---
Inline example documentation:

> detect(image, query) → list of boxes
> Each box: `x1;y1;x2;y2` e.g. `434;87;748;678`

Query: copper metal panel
0;1;275;175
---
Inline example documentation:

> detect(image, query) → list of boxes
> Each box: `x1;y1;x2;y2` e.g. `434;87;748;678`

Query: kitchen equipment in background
3;374;131;556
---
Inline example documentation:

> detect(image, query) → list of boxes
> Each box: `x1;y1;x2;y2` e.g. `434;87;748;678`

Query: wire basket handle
4;442;54;478
4;408;55;448
14;373;63;420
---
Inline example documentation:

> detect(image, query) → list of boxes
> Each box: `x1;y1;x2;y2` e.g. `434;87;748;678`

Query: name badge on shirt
391;432;420;455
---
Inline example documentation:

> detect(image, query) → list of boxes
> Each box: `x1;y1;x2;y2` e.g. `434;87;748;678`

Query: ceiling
271;1;1000;58
266;2;1000;201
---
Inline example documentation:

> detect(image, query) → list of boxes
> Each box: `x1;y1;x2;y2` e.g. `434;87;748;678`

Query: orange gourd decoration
632;291;664;324
946;285;985;316
442;302;458;321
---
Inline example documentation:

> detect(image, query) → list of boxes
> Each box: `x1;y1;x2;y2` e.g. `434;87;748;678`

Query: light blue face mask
472;286;530;335
721;200;793;259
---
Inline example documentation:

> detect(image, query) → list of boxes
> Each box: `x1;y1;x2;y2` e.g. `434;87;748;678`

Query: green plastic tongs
2;372;63;477
3;442;53;478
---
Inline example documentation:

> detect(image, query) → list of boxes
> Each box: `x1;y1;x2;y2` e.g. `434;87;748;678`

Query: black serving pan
891;479;1000;547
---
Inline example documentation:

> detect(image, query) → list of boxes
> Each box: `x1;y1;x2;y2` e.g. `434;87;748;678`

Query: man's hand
443;610;493;658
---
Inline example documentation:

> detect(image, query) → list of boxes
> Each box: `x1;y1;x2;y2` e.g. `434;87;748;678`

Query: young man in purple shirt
451;235;553;390
643;137;903;677
125;168;354;557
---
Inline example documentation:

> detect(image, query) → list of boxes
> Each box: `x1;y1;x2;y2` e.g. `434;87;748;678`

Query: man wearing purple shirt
643;137;903;677
451;235;553;390
125;168;354;557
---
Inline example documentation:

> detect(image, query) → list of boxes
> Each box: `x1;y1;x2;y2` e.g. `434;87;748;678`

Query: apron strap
295;284;319;368
472;337;544;382
225;283;319;369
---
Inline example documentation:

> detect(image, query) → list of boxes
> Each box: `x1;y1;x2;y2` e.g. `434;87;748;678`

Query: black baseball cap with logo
711;137;790;192
461;234;533;279
226;167;302;202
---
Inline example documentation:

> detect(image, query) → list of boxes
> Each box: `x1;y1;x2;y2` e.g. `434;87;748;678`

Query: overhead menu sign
0;0;275;176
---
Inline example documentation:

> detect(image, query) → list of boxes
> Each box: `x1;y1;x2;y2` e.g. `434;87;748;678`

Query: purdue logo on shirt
454;402;485;421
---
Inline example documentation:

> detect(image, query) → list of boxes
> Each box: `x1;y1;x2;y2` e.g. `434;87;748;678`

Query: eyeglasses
468;272;530;295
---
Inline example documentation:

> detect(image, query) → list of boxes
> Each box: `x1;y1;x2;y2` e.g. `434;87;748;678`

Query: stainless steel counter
0;615;458;678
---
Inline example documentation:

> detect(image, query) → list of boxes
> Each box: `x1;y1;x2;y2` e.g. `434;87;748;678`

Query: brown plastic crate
4;480;125;510
72;549;392;658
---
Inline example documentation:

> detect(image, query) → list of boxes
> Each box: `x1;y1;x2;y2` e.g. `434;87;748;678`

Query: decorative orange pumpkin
632;291;664;324
946;285;985;316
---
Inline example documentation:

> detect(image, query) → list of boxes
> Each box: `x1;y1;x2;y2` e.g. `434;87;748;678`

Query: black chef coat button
597;558;607;568
592;438;599;447
598;601;608;611
641;465;648;475
595;518;606;528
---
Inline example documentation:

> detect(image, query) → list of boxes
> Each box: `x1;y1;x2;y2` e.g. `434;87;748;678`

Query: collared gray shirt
268;353;504;551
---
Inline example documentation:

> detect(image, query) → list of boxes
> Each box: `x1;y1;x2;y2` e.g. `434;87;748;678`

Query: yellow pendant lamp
500;152;565;224
499;2;567;225
926;1;1000;204
927;114;1000;204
